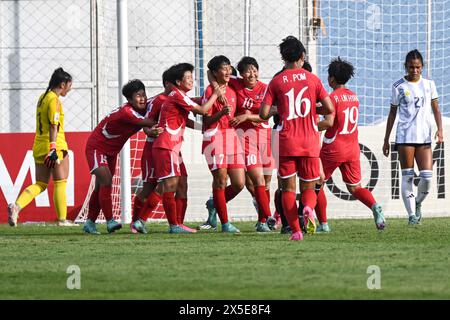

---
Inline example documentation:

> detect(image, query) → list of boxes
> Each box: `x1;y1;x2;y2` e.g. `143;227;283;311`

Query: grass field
0;218;449;300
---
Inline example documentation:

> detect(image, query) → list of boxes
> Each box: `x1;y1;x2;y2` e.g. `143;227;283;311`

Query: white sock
401;168;415;217
416;170;432;204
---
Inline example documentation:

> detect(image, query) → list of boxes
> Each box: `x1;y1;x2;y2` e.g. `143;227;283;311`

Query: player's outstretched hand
148;125;164;137
435;130;444;144
44;149;59;168
382;140;390;157
221;105;231;117
229;114;248;127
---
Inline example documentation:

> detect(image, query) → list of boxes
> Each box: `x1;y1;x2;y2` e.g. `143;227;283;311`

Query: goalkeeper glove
44;142;60;168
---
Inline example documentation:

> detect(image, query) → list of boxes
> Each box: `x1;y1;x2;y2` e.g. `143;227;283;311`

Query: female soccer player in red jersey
316;57;386;232
83;80;162;235
151;63;223;234
260;36;334;241
201;56;245;233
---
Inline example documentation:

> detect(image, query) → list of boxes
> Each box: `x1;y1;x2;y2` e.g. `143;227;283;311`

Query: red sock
225;185;239;202
176;197;188;224
140;191;162;221
301;189;317;210
255;186;271;222
162;192;178;226
315;188;327;223
352;187;376;209
132;197;144;222
281;191;300;233
266;189;271;204
213;188;228;224
98;186;113;221
274;189;283;217
87;190;100;222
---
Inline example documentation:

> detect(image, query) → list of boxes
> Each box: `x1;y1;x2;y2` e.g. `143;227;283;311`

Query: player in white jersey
383;49;443;225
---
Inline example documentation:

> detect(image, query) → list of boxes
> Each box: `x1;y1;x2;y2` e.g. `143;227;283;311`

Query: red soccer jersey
229;77;270;130
145;93;167;143
152;87;198;153
87;103;146;156
320;87;360;162
262;68;329;157
201;85;241;155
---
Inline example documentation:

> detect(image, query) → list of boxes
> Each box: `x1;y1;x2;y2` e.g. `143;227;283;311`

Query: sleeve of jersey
315;78;329;101
123;107;146;125
147;100;161;120
228;77;244;91
390;85;399;106
47;97;61;125
430;80;439;100
262;80;276;106
175;91;199;112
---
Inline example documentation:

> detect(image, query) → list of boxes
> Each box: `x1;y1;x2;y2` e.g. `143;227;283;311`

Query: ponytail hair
38;67;72;107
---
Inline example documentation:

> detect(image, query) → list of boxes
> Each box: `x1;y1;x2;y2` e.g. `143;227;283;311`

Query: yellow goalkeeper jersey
32;91;68;161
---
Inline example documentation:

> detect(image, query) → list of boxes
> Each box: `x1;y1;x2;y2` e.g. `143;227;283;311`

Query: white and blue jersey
391;76;438;144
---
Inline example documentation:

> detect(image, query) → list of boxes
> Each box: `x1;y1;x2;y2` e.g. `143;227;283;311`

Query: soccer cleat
280;225;292;235
289;231;304;241
180;224;197;233
131;219;148;234
255;221;271;232
371;203;386;230
316;223;331;233
415;201;422;223
7;203;20;227
83;219;101;235
106;219;122;233
266;216;277;230
408;215;420;225
57;220;79;227
169;225;195;234
130;222;138;234
221;222;241;233
303;206;316;234
197;222;217;231
197;197;218;230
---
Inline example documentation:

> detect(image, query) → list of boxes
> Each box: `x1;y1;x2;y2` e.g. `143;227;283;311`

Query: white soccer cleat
7;203;20;227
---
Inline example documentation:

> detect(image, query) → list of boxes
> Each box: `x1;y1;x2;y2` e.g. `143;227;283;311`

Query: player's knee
36;181;48;192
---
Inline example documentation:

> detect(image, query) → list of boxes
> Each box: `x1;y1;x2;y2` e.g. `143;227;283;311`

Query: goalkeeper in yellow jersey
7;67;76;227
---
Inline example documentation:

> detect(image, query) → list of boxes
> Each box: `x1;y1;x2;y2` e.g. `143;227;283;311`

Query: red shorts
141;142;157;184
152;148;187;180
237;128;274;173
85;147;117;176
321;158;361;186
278;156;320;181
204;152;245;171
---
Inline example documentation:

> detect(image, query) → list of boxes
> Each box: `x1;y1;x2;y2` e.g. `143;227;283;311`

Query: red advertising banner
0;132;92;223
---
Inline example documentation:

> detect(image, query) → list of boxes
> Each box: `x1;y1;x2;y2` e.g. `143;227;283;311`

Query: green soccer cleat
205;197;218;228
169;225;195;234
255;221;271;232
83;219;101;235
106;219;122;233
221;222;240;234
415;201;422;223
132;219;148;234
408;215;420;225
371;203;386;230
316;223;331;233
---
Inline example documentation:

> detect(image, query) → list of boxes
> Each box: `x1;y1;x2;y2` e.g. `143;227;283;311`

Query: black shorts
394;143;431;151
